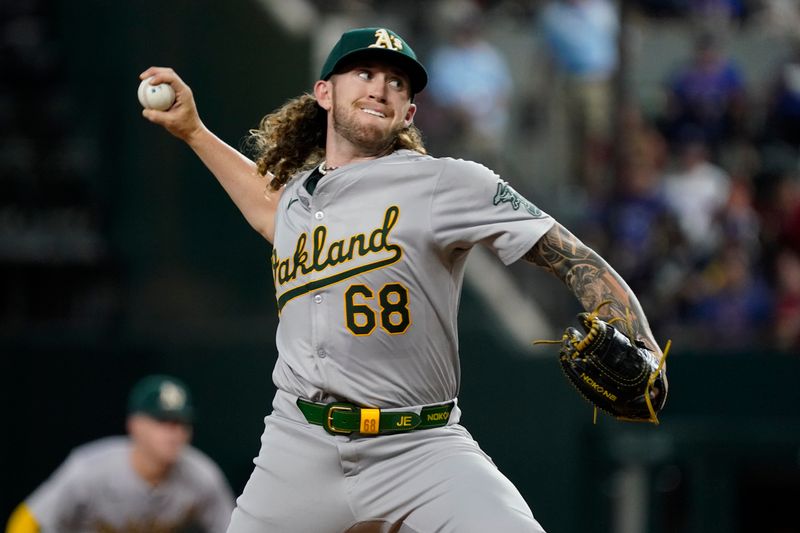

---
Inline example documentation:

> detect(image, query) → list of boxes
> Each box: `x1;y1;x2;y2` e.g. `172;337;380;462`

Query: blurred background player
5;374;235;533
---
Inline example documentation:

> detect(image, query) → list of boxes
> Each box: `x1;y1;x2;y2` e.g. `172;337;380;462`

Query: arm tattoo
525;223;657;350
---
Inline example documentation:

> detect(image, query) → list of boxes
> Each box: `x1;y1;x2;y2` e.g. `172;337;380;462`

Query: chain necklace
318;161;339;175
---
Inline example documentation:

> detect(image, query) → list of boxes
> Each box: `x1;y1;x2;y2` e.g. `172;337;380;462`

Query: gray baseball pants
226;391;546;533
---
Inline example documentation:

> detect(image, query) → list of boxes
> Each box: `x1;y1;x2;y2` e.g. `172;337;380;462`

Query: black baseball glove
539;302;669;424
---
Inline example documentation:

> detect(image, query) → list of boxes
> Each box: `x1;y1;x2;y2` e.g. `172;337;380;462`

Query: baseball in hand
137;77;175;111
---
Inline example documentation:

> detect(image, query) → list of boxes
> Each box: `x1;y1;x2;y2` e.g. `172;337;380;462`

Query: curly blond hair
248;94;427;191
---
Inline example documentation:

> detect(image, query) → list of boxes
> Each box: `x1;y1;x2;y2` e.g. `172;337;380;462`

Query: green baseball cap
127;374;194;423
320;27;427;95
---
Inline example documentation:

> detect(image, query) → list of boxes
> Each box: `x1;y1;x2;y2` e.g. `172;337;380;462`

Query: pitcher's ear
404;103;417;127
314;80;333;111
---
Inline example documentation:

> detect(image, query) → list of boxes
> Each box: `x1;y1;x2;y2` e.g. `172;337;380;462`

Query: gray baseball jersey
269;149;554;407
228;149;553;532
26;436;234;533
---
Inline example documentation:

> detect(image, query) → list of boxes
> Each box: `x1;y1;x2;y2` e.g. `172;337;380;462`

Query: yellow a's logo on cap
159;382;186;410
369;29;403;51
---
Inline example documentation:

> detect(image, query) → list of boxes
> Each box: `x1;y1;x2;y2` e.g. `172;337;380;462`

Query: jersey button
314;211;324;220
313;294;323;304
317;349;327;358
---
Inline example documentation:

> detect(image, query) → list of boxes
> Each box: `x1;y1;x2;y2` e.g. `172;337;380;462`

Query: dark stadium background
2;1;799;532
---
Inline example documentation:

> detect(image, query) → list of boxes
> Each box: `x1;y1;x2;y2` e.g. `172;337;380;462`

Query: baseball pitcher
137;27;667;533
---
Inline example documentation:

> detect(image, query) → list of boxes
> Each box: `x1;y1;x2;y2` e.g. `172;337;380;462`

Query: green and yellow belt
296;398;454;436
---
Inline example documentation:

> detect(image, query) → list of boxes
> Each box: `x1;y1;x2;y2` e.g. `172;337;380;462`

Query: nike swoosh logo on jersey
287;198;300;210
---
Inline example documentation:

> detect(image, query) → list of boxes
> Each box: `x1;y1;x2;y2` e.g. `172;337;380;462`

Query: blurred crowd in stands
6;0;800;355
405;0;800;353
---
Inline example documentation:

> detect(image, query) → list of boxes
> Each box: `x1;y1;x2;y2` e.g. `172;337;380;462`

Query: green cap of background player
320;27;428;95
127;374;194;423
